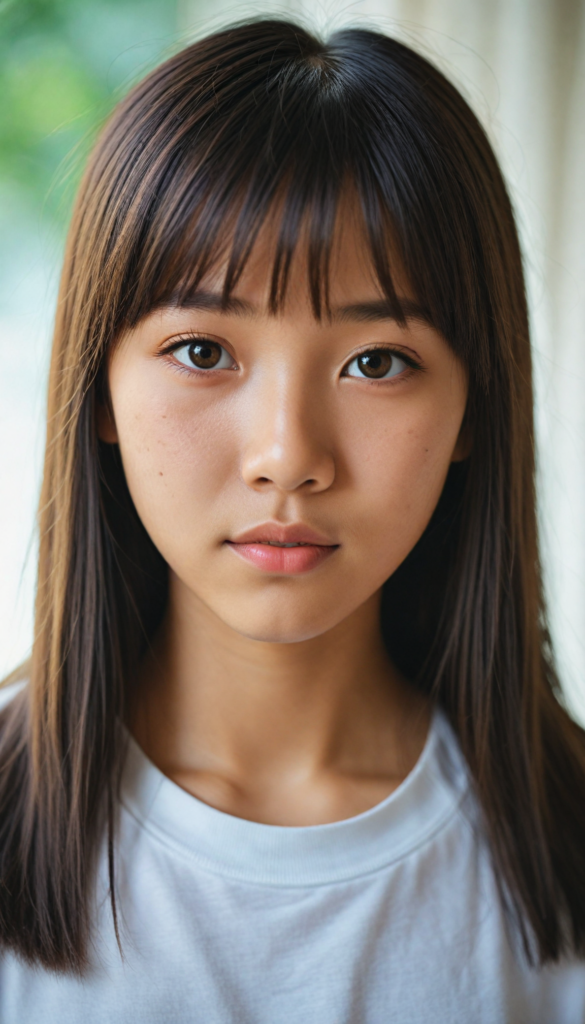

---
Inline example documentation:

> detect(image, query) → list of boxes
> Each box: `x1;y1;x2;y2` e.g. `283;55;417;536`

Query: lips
226;522;338;574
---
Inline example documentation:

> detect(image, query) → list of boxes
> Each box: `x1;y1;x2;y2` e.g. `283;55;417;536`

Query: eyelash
159;334;235;376
159;335;424;382
341;343;423;383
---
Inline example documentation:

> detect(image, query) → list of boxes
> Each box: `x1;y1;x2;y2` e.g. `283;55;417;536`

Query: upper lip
228;522;338;546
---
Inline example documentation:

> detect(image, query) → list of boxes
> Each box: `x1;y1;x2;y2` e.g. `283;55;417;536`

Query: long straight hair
1;19;584;972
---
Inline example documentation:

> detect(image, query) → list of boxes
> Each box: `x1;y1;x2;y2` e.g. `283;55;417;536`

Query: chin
235;620;332;645
222;602;343;645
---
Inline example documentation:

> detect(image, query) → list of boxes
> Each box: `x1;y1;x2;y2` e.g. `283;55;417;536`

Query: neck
132;574;430;825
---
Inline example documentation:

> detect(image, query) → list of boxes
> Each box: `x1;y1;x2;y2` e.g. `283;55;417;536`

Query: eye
173;339;235;371
344;349;410;380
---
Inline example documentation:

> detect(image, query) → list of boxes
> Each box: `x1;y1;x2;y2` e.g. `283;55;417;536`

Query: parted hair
1;19;584;972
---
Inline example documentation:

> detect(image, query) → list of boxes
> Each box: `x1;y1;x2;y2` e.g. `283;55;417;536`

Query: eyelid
159;333;238;370
341;344;423;375
159;331;230;354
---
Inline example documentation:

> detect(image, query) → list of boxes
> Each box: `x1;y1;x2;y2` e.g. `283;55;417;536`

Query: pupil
189;342;220;368
358;351;392;378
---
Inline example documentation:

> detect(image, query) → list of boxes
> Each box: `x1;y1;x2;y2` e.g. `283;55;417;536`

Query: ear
451;413;473;462
96;399;119;444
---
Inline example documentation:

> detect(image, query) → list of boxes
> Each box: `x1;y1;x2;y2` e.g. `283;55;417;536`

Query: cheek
111;375;236;544
340;399;460;569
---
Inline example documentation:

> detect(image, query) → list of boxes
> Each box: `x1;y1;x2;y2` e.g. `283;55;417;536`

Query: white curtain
181;0;585;719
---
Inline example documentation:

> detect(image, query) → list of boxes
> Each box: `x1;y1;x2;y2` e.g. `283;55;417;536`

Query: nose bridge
241;359;334;493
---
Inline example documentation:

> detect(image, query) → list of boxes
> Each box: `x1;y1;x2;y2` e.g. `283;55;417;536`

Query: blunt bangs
97;20;512;392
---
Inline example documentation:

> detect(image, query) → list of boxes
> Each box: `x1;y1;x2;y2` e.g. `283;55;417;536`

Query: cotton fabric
0;681;584;1023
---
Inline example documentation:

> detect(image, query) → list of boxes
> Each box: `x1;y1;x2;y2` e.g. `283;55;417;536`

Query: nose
240;376;335;494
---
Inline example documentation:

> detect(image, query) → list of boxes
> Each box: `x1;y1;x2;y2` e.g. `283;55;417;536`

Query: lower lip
226;542;337;574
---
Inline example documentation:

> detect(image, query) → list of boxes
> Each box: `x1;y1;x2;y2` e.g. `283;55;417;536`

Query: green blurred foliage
0;0;179;227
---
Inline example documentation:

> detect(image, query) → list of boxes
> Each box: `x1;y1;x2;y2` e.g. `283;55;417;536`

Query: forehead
167;200;421;325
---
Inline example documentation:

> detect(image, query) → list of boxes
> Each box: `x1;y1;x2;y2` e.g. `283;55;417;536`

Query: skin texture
99;218;469;826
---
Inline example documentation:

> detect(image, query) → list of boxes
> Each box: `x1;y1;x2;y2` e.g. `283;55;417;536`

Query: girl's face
101;218;468;643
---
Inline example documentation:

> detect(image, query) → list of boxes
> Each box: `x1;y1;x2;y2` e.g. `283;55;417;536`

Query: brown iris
356;351;393;378
188;341;223;369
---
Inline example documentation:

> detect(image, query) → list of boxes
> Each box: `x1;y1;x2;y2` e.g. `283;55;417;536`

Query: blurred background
1;0;584;718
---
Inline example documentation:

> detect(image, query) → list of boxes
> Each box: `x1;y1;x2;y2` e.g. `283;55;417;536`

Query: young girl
0;18;584;1023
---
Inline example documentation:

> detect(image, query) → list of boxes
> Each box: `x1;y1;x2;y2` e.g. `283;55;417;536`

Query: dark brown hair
1;18;584;972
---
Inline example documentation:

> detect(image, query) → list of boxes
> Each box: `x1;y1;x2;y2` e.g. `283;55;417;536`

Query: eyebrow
171;292;255;318
170;291;432;325
334;298;432;325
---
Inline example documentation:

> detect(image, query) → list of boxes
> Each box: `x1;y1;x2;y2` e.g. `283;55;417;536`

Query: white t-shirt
1;681;584;1023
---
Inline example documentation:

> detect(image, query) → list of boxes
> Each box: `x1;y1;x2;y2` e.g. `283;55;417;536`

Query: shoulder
0;679;27;714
